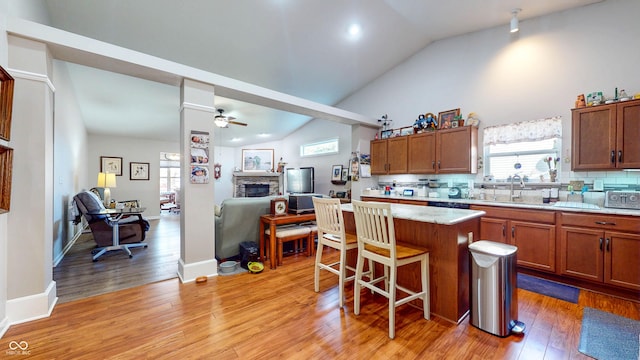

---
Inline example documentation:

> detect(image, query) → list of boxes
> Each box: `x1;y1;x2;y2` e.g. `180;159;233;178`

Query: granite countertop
359;193;640;217
341;203;485;225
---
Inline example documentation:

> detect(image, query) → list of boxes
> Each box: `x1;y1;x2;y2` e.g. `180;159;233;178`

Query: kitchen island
341;203;485;324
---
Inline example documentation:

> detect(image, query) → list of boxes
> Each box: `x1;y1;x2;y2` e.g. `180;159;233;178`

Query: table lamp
97;172;117;207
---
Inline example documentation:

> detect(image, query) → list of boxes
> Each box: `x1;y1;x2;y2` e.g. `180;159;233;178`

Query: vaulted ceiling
38;0;602;146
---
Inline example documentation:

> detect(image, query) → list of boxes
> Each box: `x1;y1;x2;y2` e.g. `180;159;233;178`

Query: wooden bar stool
265;225;312;266
312;197;371;308
351;200;430;339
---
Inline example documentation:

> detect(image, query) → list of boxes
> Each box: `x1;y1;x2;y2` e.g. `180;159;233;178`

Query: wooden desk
259;212;316;269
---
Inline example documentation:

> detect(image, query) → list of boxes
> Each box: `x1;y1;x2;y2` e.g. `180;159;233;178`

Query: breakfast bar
341;203;485;324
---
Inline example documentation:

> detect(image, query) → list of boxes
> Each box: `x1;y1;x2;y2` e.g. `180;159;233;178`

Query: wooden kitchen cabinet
472;205;556;272
370;137;407;175
572;98;640;170
387;126;477;175
559;212;640;291
408;132;436;174
436;126;478;174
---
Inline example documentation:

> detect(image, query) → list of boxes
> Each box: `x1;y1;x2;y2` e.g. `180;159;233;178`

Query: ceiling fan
214;108;247;128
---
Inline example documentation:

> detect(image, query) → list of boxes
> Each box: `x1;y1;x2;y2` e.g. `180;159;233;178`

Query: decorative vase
549;169;557;182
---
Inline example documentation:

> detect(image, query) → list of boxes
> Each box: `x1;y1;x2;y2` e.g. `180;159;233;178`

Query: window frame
300;138;339;157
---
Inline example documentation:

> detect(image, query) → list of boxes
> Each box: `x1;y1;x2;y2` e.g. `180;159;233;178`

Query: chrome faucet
510;174;525;201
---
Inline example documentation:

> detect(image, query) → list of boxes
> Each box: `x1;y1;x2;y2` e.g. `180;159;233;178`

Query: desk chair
312;197;371;308
73;191;149;261
351;200;430;339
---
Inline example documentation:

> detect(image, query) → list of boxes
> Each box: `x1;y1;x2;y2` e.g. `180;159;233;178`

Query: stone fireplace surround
233;172;282;197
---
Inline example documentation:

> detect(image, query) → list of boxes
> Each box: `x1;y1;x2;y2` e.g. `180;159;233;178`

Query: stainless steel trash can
469;240;524;337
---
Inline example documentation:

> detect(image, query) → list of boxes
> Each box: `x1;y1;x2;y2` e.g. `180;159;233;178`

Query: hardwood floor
7;241;640;359
53;212;181;303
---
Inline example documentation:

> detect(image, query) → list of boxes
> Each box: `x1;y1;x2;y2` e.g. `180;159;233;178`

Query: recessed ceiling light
230;137;241;142
347;23;362;39
258;133;271;138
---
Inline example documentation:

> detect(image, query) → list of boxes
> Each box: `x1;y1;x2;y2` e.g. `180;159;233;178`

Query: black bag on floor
239;241;259;270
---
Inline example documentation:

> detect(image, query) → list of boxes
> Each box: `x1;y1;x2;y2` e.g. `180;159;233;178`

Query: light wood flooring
53;212;181;303
7;233;640;359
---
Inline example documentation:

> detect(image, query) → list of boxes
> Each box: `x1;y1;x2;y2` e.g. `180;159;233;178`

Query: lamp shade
97;172;117;188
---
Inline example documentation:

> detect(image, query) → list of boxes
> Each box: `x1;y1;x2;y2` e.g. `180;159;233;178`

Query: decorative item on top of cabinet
438;108;460;130
572;98;640;170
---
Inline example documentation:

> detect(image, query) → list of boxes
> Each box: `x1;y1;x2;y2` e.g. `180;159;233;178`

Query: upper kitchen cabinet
435;126;478;174
407;132;436;174
371;136;408;175
572;99;640;170
374;126;478;175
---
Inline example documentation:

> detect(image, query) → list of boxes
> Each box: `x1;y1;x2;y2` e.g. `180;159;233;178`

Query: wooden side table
259;212;316;269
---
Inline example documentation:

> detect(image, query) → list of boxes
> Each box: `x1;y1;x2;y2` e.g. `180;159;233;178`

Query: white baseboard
6;281;57;326
177;258;218;283
53;229;83;267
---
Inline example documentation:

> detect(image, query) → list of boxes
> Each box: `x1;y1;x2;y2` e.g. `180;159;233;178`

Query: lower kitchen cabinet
560;212;640;291
472;205;556;273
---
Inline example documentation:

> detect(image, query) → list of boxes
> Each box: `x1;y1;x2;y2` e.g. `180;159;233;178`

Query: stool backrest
351;200;396;258
312;197;345;240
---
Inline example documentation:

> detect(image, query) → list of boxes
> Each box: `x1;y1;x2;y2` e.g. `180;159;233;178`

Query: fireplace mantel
232;172;283;197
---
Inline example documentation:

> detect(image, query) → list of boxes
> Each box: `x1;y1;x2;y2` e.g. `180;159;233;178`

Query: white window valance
483;116;562;145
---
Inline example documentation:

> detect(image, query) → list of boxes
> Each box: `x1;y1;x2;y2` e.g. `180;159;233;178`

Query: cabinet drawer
560;212;640;232
471;205;555;224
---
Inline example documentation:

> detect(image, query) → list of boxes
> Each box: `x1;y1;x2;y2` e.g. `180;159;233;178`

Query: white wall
51;60;88;265
338;0;640;187
87;134;179;218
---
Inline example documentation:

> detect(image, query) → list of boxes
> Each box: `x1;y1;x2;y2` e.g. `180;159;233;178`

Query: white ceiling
42;0;602;146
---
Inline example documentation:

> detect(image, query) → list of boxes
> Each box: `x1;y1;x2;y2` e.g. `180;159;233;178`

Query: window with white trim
484;117;562;181
160;152;181;192
300;138;339;157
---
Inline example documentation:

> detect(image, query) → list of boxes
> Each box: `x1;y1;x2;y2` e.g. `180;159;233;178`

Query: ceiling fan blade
227;120;248;127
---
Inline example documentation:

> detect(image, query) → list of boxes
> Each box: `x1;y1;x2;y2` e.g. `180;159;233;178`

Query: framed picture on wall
242;149;274;172
130;162;149;180
331;165;342;181
0;65;15;141
100;156;123;176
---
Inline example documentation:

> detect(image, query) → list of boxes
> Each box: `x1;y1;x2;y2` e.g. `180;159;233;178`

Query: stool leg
277;239;283;266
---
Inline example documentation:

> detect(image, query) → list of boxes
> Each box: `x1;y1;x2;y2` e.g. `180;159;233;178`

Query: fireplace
245;184;270;197
233;172;282;197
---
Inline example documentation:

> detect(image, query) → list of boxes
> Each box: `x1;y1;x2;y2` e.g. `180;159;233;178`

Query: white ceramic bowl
219;261;238;273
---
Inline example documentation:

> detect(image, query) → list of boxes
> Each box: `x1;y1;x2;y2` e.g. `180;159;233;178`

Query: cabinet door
605;231;640;290
479;217;508;243
616;100;640;169
572;104;616;170
370;139;388;175
408;132;436;174
436;127;477;174
386;137;408;174
510;221;556;272
559;226;603;282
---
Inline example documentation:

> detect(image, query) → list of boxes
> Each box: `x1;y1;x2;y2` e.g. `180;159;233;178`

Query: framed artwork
438;108;460;130
242;149;274;172
130;162;149;180
380;129;392;139
0;145;13;213
100;156;123;176
0;65;14;141
341;168;349;182
191;165;209;184
400;126;413;136
331;165;343;181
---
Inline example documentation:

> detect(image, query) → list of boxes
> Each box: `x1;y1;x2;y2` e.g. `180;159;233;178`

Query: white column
5;35;56;323
350;124;378;200
177;79;218;282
